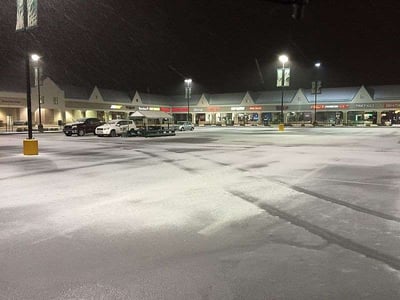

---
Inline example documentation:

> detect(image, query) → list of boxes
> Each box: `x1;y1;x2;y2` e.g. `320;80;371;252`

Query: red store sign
171;107;188;113
208;106;220;112
160;107;171;113
249;106;262;111
311;104;349;110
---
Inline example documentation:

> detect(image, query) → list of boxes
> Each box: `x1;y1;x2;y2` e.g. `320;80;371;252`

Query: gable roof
59;84;92;100
0;82;25;93
208;92;246;105
97;88;131;103
251;90;297;104
169;94;202;106
303;86;359;103
138;93;171;105
366;85;400;100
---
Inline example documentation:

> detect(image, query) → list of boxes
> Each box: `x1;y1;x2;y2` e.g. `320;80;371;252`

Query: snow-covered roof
367;85;400;100
138;93;171;105
169;94;201;106
59;84;93;100
208;92;246;105
303;86;359;103
97;88;131;103
251;90;297;104
130;110;173;119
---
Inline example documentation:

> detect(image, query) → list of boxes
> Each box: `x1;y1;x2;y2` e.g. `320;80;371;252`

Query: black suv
63;118;103;136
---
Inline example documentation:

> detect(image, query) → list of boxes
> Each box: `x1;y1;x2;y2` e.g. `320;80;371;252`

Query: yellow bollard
278;123;285;132
23;139;39;155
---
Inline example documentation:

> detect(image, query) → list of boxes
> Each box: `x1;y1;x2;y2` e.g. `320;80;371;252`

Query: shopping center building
1;77;400;130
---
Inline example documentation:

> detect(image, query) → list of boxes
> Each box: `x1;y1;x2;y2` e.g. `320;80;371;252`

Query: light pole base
23;139;39;155
278;123;285;131
38;124;44;133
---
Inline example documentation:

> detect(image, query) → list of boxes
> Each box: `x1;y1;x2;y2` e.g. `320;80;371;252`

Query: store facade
1;78;400;130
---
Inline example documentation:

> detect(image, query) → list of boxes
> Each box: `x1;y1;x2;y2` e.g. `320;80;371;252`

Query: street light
313;62;322;126
278;55;289;129
31;54;43;132
184;78;192;122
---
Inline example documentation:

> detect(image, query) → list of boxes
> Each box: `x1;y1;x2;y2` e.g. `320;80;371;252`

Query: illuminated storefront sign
160;107;171;113
249;106;262;110
384;103;400;109
110;105;122;109
311;104;325;110
311;104;349;109
231;106;245;111
355;103;375;109
0;97;25;106
193;108;204;112
139;106;160;111
172;107;188;113
208;106;220;112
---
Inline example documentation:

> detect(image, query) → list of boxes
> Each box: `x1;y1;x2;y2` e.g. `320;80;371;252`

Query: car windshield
76;118;87;122
107;120;118;124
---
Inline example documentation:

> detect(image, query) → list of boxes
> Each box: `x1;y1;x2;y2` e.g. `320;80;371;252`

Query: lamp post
184;78;192;122
278;55;289;129
31;54;43;132
16;0;39;155
313;62;321;126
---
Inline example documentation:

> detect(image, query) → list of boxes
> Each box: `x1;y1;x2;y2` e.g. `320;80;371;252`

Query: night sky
1;0;400;94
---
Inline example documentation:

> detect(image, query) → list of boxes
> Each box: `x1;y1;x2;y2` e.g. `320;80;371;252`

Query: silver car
177;121;194;131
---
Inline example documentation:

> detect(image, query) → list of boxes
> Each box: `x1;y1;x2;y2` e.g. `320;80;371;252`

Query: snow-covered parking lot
1;127;400;299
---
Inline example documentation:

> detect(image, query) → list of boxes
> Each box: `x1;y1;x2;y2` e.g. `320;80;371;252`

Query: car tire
180;127;184;131
77;129;85;136
191;127;194;131
129;129;136;136
110;130;116;137
65;133;72;136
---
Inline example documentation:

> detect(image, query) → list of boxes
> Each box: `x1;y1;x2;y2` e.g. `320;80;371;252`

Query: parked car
177;121;194;131
95;119;136;137
63;117;103;136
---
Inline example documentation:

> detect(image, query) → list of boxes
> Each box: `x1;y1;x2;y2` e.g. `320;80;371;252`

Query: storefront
4;80;400;129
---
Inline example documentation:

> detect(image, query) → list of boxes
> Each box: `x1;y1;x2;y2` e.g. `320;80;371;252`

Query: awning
130;110;173;119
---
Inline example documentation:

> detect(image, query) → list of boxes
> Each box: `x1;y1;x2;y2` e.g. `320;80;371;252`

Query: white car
95;119;136;137
177;121;194;131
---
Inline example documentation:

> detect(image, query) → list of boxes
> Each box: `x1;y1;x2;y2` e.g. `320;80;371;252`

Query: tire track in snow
270;179;400;224
230;190;400;271
190;154;400;224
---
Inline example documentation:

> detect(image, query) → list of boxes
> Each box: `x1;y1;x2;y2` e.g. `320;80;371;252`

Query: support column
192;113;196;125
234;113;239;126
343;111;348;125
377;111;382;125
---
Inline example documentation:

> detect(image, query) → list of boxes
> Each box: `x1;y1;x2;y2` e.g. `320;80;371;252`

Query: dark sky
1;0;400;94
